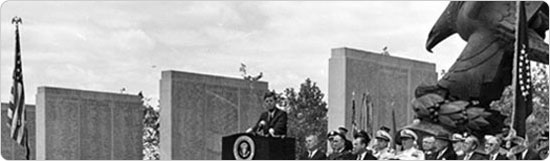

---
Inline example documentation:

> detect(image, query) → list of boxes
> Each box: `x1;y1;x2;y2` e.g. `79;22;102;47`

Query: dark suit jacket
458;151;489;160
298;149;327;160
252;108;287;135
488;153;508;160
354;150;377;160
436;147;457;160
328;150;354;160
516;148;542;160
344;140;353;151
424;151;437;160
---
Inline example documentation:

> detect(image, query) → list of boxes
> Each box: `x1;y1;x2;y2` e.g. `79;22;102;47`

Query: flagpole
11;16;29;160
351;91;356;136
360;93;365;131
366;91;373;137
391;109;397;150
510;1;520;134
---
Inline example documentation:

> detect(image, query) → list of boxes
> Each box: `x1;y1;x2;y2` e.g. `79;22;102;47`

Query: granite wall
160;70;268;160
328;47;437;139
35;87;143;160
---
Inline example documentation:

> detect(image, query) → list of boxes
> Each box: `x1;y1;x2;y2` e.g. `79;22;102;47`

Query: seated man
422;135;436;160
298;134;327;160
372;130;394;160
485;135;508;160
246;92;287;136
328;133;354;160
338;126;353;152
506;133;542;160
460;135;488;160
451;133;465;157
352;135;377;160
393;129;424;160
434;133;457;160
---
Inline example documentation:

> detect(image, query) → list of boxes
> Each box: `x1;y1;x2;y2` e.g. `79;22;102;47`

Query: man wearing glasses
246;92;287;137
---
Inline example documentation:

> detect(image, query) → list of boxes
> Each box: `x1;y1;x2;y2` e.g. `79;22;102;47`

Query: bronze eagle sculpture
407;1;549;137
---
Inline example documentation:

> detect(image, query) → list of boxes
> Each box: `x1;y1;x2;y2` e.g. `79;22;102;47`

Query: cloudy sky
1;1;470;105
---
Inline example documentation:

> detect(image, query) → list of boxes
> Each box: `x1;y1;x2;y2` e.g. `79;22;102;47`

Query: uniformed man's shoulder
411;149;423;157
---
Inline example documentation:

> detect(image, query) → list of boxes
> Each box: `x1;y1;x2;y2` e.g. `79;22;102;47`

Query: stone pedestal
1;103;35;160
160;70;268;160
328;47;437;138
35;87;143;160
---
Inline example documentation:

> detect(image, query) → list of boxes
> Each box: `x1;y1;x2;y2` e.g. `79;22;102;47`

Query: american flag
512;2;532;137
6;16;30;159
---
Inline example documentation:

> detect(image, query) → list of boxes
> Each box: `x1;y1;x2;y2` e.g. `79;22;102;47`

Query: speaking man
246;92;287;137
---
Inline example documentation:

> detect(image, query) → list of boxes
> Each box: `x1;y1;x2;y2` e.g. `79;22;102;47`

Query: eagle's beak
426;28;454;53
425;1;462;53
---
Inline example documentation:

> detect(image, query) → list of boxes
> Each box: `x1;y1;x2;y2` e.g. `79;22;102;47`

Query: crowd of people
244;92;548;160
298;126;549;160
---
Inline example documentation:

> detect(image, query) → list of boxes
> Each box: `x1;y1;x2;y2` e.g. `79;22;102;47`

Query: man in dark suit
459;135;489;160
422;135;437;160
515;147;542;160
352;135;377;160
434;133;458;160
298;134;327;160
485;135;508;160
328;133;354;160
338;126;353;152
247;92;287;136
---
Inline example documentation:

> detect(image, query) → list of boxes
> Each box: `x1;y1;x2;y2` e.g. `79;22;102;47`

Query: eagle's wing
439;1;548;102
478;2;549;64
471;1;544;33
438;31;509;104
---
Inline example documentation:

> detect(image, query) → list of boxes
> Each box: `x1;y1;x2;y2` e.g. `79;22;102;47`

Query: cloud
1;1;468;104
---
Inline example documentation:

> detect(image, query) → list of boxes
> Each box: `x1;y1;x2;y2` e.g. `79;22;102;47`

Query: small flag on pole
6;16;30;160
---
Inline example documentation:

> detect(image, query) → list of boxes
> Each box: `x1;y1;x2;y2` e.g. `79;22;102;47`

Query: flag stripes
6;16;29;160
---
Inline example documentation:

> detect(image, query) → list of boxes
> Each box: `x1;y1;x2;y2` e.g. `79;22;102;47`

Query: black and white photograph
0;1;548;160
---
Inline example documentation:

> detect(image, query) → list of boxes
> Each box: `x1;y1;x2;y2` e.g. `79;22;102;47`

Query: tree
490;62;548;144
281;78;328;159
141;96;160;160
527;63;549;144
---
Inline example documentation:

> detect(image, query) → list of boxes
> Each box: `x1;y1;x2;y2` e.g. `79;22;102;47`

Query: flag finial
11;16;22;25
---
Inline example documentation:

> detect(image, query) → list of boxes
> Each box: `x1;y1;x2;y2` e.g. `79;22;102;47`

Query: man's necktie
464;153;470;160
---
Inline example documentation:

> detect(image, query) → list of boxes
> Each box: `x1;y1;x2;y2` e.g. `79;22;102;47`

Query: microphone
247;120;267;134
256;120;267;136
259;120;267;127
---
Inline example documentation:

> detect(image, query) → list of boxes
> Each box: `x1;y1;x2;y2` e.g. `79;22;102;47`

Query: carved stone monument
35;87;143;160
328;47;437;138
159;70;268;160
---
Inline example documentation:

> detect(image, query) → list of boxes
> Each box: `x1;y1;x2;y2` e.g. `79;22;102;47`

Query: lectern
222;133;295;160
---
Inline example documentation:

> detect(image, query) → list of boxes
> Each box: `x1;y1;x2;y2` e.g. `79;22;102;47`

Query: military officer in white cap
372;129;394;160
393;129;425;160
